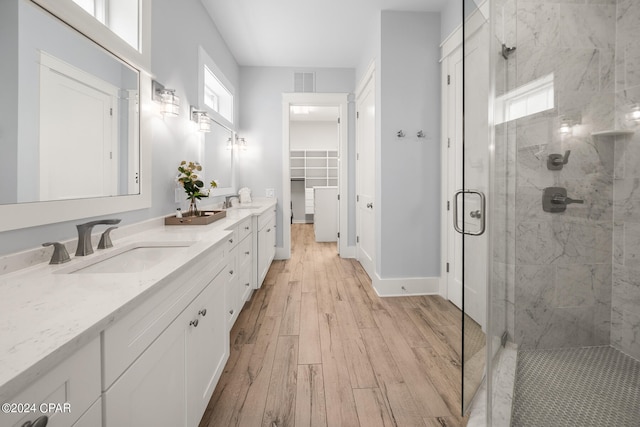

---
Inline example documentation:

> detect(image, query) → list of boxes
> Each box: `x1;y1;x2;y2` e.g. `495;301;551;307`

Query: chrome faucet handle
552;194;584;205
547;150;571;170
75;219;122;256
42;242;71;265
97;226;118;249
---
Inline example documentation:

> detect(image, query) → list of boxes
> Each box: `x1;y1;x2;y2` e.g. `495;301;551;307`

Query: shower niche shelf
591;129;635;137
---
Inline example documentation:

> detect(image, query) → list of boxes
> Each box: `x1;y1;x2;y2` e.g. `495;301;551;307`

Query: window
204;65;233;125
72;0;139;50
495;73;554;124
199;48;235;128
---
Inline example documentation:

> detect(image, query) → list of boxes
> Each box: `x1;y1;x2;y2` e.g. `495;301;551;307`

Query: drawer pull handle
229;309;234;315
245;251;250;255
22;416;49;427
229;238;234;244
198;309;207;317
229;269;234;275
245;226;250;230
245;282;250;287
267;228;271;232
189;319;199;328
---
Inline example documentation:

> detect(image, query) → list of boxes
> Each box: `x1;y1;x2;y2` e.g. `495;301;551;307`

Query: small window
199;47;235;128
495;73;554;124
204;65;233;125
72;0;139;50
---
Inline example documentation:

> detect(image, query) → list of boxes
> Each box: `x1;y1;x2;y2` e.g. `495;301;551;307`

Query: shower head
501;43;516;60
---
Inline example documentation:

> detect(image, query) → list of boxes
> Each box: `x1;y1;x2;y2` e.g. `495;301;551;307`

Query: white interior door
356;72;376;279
39;53;117;201
463;23;490;331
446;46;464;310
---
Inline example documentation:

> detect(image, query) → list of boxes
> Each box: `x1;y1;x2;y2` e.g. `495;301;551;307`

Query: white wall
237;66;355;249
440;0;462;42
290;121;338;151
0;1;19;205
0;0;240;255
379;11;441;278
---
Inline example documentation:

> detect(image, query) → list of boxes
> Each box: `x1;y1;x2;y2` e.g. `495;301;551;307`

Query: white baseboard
340;245;357;258
275;247;288;260
372;274;441;297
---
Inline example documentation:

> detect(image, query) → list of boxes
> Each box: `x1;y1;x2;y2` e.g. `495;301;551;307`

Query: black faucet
75;219;121;256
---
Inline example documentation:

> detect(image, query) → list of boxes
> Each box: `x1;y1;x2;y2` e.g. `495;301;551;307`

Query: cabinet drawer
103;243;225;389
237;218;252;241
3;338;100;427
258;210;276;230
225;227;239;249
238;235;252;270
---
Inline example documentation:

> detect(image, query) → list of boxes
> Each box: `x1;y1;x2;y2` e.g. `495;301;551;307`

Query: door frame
440;26;463;300
281;92;349;259
355;62;376;279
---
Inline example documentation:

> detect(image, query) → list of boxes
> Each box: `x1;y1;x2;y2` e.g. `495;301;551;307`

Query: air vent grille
294;72;315;93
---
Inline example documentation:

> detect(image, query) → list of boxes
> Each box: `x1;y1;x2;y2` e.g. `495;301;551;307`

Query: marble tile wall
503;0;617;350
611;0;640;360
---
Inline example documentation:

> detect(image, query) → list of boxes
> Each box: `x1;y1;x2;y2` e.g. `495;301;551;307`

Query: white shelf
591;129;635;137
290;149;339;188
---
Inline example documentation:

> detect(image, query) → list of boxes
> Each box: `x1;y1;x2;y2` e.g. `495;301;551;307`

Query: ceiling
199;0;447;68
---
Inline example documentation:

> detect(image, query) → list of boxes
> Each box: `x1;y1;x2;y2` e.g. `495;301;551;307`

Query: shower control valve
547;150;571;170
542;187;584;213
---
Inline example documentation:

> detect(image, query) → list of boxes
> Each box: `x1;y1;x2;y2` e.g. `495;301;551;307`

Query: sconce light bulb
627;105;640;122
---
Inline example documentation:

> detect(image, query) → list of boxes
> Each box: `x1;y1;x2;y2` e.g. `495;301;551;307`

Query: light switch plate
266;188;275;198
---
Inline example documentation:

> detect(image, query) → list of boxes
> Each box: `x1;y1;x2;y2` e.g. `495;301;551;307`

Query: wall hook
397;130;406;138
417;130;425;138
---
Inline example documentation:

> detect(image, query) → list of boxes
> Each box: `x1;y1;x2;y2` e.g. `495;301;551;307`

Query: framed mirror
202;120;235;197
0;0;151;232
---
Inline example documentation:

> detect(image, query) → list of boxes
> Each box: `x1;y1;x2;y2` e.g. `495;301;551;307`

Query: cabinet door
71;398;102;427
258;227;269;286
104;310;188;427
186;271;228;427
4;338;100;427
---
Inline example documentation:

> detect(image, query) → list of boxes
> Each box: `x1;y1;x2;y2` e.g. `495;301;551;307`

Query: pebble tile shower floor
511;346;640;427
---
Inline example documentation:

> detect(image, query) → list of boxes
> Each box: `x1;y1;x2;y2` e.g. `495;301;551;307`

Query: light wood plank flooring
199;224;467;427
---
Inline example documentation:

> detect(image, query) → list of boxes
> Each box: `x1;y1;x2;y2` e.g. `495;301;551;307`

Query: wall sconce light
626;104;640;122
227;135;248;150
559;115;580;135
190;106;211;133
152;80;180;116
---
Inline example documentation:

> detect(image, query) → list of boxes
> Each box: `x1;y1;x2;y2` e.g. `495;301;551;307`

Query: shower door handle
453;190;486;236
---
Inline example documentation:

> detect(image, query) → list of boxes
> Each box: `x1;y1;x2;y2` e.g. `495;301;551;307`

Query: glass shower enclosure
462;0;640;424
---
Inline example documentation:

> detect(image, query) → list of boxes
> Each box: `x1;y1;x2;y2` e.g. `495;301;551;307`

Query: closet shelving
290;150;338;188
291;149;338;215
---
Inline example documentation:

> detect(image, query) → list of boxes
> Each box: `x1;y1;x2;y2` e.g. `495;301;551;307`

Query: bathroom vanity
0;199;277;427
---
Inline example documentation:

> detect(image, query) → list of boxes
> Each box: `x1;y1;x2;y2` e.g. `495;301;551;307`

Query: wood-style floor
199;224;467;427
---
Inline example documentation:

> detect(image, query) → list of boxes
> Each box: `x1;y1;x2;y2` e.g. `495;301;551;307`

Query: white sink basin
58;241;195;274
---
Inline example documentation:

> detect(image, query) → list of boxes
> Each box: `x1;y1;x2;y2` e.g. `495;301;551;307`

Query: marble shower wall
509;0;616;350
611;0;640;360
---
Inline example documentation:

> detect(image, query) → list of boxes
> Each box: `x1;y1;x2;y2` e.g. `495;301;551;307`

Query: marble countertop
0;198;276;402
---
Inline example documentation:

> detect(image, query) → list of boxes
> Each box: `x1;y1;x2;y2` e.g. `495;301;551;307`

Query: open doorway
281;93;349;260
290;106;340;247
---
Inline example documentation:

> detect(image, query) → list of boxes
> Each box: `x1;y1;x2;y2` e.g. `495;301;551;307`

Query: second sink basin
58;241;195;274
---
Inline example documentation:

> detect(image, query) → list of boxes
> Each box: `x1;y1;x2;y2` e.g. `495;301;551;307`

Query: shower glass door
461;0;491;413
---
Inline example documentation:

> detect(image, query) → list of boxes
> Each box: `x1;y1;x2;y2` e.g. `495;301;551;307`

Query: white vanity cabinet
103;243;229;427
224;217;253;329
1;338;101;427
256;207;277;287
